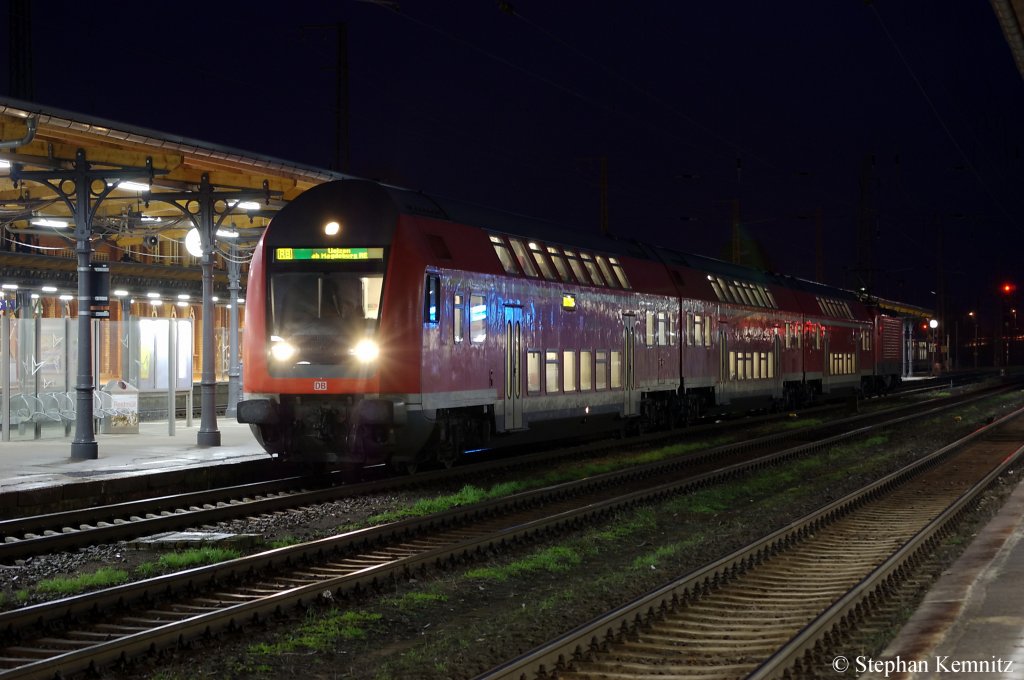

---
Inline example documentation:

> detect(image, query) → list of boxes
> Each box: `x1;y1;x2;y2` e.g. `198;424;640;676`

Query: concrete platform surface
860;476;1024;679
0;421;271;515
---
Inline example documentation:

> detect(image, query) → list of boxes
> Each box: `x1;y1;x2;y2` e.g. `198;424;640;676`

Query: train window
735;282;753;306
507;238;539;277
608;258;631;288
657;312;668;346
764;288;778;308
708;276;726;302
610;351;622;389
688;313;707;347
579;253;606;285
723;282;738;304
729;351;737;380
453;294;464;343
545;350;560;393
563;350;576;391
489;235;520;275
546;246;573;282
470;294;486;342
751;285;768;308
746;284;761;307
424;275;439;324
595;256;617;288
645;312;655;346
527;351;541;392
595;350;608;390
580;350;593;390
528;242;556;280
563;250;590;284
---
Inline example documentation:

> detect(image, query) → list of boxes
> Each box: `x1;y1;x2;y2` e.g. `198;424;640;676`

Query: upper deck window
489;235;519;275
706;274;776;309
528;241;556;280
579;252;606;286
608;258;631;288
546;246;573;282
507;238;539;277
595;255;618;288
563;250;591;284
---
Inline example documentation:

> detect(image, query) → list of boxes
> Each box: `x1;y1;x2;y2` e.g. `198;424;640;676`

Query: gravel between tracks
4;392;1024;679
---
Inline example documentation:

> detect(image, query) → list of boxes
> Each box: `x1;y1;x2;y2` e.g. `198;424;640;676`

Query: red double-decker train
238;179;908;470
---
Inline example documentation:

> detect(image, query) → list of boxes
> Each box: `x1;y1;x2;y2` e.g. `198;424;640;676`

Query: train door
503;306;523;431
773;333;783;399
622;313;639;417
823;331;831;394
717;325;729;405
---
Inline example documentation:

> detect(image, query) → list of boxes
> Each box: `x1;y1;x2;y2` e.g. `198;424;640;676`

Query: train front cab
238;181;441;466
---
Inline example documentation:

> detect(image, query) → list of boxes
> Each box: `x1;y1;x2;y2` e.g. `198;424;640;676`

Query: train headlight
352;338;379;363
270;338;296;362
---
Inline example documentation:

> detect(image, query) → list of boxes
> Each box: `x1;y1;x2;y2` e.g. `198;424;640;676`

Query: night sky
4;1;1023;321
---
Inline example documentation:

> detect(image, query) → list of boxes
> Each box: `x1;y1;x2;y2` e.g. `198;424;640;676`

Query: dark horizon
3;1;1023;326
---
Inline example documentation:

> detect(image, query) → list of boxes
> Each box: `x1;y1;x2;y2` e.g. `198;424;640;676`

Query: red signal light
1002;283;1016;294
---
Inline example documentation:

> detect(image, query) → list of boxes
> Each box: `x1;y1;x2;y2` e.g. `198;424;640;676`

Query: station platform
862;477;1024;678
0;420;272;516
1;412;1023;676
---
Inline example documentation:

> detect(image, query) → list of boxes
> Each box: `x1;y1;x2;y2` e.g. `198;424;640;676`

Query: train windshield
270;272;384;363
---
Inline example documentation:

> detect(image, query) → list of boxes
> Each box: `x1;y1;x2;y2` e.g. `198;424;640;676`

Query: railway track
0;381;1003;564
0;385;1016;678
480;402;1024;680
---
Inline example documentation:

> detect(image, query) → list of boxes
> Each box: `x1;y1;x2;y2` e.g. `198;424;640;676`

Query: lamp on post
929;319;939;375
968;311;978;369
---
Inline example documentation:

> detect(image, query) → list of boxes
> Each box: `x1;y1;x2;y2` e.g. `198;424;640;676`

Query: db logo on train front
312;380;328;391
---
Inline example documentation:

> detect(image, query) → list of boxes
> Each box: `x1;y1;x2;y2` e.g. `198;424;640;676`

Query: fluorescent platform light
112;180;150;192
31;217;70;228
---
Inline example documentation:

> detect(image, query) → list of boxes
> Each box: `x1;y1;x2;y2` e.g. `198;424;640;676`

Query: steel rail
477;406;1024;680
0;384;1013;678
0;381;1002;564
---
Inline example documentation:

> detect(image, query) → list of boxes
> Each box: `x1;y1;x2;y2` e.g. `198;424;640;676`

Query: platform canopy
0;98;345;251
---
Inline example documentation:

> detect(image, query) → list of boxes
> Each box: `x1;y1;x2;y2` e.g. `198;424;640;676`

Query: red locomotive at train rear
239;179;914;471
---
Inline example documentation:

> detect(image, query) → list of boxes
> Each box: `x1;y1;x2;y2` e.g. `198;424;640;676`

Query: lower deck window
453;294;464;343
595;351;608;390
729;351;775;380
545;351;560;393
527;351;541;392
610;351;622;389
470;295;486;342
830;352;855;375
563;350;576;392
580;350;593;390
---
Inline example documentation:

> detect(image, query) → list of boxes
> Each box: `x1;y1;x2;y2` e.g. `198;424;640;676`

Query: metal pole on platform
168;318;176;436
1;315;9;442
226;242;241;418
71;159;98;460
197;180;221;446
120;297;131;381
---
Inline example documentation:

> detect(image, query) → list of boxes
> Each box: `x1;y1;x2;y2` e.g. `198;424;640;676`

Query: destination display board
274;247;384;261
